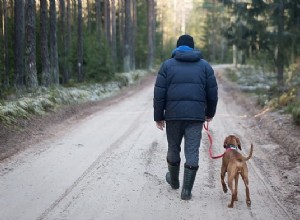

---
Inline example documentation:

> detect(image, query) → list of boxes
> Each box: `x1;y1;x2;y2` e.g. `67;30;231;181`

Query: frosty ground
0;65;299;220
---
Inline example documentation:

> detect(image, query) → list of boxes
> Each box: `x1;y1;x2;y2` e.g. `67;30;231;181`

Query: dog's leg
221;166;228;193
234;174;239;201
227;171;235;208
241;169;251;207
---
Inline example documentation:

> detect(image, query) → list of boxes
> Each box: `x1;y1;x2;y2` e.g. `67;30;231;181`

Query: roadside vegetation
0;70;149;127
225;65;300;125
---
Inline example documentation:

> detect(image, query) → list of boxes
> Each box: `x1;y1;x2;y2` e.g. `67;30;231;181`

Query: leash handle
204;122;224;159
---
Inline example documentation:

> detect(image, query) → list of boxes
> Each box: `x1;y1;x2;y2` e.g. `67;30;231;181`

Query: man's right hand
156;121;165;130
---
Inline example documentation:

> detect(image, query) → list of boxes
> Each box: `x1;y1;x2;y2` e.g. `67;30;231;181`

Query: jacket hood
173;49;203;62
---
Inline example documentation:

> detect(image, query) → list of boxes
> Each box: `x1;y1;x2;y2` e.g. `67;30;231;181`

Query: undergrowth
0;70;149;127
225;65;300;125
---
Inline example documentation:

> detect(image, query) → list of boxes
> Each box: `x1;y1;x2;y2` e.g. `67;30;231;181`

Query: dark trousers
166;120;203;167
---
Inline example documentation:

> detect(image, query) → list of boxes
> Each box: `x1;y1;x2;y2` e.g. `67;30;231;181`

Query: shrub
291;102;300;125
225;68;239;82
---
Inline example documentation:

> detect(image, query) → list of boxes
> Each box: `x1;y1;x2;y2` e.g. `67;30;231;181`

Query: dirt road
0;65;296;220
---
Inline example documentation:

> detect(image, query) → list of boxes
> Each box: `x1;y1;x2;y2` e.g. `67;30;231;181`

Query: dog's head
223;135;241;150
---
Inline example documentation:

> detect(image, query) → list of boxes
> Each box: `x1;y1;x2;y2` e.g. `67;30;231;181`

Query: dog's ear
223;137;228;148
236;137;242;150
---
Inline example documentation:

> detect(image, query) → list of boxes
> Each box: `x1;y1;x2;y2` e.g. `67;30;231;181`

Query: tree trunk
87;0;91;33
59;0;68;84
3;0;9;87
124;0;131;72
66;0;71;80
95;0;102;39
40;0;51;87
49;0;59;85
77;0;84;82
111;0;117;70
118;0;124;69
14;0;25;89
233;44;237;67
104;0;111;44
147;0;155;69
276;1;284;87
0;0;3;87
131;0;136;70
25;0;38;89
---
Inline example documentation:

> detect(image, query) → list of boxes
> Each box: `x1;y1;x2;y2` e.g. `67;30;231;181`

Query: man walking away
153;34;218;200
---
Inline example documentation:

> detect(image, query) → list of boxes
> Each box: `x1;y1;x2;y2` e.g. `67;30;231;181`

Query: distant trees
3;0;297;93
220;0;300;86
0;0;158;94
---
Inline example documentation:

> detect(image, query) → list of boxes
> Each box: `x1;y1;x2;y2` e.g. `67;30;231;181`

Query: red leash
203;122;224;159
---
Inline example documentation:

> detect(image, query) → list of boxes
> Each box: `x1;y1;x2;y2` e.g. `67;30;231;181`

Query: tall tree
95;0;102;38
124;0;131;72
3;0;9;87
87;0;92;33
111;0;117;68
0;0;3;85
131;0;136;70
14;0;25;89
118;0;124;69
66;0;72;80
77;0;84;82
49;0;59;85
40;0;51;87
59;0;68;84
274;0;285;87
147;0;155;69
104;0;111;44
25;0;38;89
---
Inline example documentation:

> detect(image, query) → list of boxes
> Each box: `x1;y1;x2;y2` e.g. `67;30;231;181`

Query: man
153;34;218;200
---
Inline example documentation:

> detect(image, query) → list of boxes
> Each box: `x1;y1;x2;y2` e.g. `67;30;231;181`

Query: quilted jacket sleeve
153;62;168;121
205;64;218;118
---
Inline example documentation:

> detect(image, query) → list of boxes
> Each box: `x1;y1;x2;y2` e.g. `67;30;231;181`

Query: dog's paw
246;200;251;207
227;203;234;208
222;184;228;193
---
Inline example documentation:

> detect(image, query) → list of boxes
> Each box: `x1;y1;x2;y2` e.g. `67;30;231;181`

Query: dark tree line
4;0;297;94
0;0;157;93
220;0;300;87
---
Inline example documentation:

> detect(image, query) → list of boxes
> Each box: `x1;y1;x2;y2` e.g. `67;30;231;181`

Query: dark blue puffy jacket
153;49;218;122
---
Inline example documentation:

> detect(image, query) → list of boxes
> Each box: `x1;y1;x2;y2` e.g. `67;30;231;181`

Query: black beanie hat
176;34;194;48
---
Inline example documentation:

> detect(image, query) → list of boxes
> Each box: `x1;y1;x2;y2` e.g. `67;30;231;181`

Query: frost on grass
226;65;300;125
233;66;275;92
0;70;149;125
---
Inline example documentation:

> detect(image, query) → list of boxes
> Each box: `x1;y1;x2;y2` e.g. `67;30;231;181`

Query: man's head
176;34;194;49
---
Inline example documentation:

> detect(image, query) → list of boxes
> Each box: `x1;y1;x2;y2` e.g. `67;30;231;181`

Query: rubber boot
165;160;180;189
181;164;198;200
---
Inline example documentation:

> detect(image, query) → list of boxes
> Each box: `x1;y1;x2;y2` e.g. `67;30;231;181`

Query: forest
0;0;299;123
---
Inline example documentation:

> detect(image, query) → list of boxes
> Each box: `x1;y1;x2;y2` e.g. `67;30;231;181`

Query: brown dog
221;135;253;208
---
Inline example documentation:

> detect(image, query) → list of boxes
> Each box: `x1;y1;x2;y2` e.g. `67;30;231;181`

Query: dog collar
226;144;238;150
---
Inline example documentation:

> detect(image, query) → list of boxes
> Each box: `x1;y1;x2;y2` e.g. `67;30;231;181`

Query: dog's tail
242;143;253;161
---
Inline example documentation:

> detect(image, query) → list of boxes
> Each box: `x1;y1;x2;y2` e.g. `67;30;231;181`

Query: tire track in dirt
37;89;151;220
37;117;139;219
